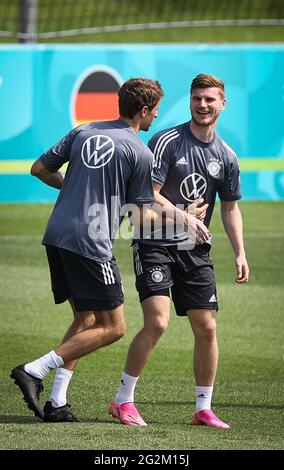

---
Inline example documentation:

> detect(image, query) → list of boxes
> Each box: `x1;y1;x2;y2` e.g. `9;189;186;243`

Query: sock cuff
55;367;73;379
122;371;139;385
50;350;64;368
196;386;213;393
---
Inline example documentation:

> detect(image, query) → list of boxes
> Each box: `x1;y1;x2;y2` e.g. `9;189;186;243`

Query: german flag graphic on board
73;68;122;126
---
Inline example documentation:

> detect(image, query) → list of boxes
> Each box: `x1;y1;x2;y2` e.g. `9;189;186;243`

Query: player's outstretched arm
220;200;249;283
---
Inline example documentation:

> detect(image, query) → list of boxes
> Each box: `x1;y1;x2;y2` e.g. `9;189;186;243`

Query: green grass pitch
0;202;283;450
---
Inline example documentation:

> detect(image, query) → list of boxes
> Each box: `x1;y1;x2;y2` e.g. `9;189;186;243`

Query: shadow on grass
0;415;119;424
2;400;283;424
137;400;284;410
0;415;41;424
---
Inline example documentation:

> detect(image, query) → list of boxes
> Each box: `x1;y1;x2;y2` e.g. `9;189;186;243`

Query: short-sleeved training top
40;120;155;262
143;121;241;245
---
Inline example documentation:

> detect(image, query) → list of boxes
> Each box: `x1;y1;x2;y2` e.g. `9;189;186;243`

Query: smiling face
190;87;226;127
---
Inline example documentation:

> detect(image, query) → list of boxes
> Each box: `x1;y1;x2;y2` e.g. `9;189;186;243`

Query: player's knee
150;317;169;338
116;320;127;339
111;318;127;341
199;321;217;340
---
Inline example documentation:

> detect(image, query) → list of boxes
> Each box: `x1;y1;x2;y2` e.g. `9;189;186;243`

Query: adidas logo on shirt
176;156;187;165
209;294;217;302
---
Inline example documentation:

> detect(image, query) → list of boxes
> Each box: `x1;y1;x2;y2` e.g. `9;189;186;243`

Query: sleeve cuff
152;176;165;186
219;193;242;201
130;197;155;205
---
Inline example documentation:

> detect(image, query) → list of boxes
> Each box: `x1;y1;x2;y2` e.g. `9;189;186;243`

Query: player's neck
189;121;215;143
119;115;140;133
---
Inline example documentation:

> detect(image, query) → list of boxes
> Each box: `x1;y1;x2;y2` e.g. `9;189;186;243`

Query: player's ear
140;105;148;117
221;98;226;111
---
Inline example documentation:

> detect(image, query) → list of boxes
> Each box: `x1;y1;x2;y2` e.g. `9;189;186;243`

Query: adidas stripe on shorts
45;245;124;311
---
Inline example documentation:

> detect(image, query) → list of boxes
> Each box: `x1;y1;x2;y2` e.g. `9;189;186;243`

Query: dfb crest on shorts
150;267;164;283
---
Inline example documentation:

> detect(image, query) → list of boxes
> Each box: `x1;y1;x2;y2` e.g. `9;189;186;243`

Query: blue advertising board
0;44;283;201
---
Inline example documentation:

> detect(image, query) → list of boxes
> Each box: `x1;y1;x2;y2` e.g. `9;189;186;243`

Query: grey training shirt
144;121;241;245
40;120;155;262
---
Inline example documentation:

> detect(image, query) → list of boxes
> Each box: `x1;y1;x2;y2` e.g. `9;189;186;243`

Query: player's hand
235;255;249;283
184;212;210;245
186;198;209;221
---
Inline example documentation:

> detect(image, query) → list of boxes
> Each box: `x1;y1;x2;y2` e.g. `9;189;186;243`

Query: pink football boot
108;401;147;426
193;409;230;429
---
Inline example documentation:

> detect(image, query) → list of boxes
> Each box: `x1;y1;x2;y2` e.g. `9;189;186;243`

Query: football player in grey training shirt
10;78;176;423
111;74;249;429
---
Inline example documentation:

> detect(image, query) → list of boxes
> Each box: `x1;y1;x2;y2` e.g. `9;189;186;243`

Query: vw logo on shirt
81;135;115;169
180;173;207;202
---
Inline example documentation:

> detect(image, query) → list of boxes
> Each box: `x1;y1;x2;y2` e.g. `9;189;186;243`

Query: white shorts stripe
133;243;143;276
101;263;108;285
106;261;115;284
104;262;111;284
101;262;115;285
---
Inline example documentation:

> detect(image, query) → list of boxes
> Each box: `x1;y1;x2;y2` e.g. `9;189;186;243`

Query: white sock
115;372;139;405
24;350;64;379
49;367;73;408
195;386;213;412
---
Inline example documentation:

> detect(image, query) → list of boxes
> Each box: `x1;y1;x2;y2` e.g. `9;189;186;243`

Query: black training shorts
45;245;124;312
133;242;218;316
